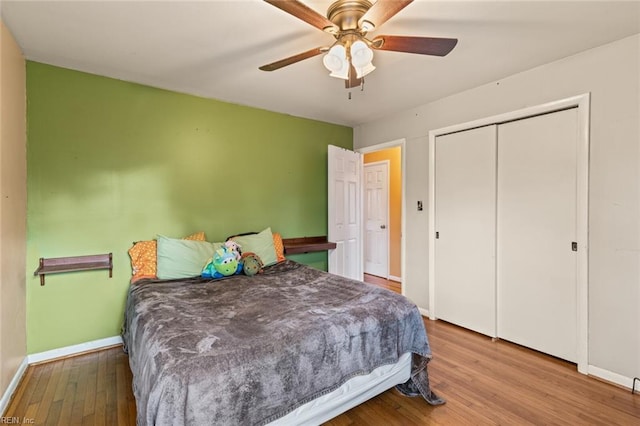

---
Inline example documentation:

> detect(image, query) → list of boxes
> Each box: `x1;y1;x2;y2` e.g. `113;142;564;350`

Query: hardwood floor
4;346;136;426
4;276;639;425
364;273;401;293
328;319;640;425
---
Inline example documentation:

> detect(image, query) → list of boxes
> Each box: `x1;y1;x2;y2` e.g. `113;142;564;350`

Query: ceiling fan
259;0;458;89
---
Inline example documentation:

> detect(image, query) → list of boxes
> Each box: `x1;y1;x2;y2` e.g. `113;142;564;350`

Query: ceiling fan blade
345;78;363;89
264;0;338;33
371;35;458;56
344;65;362;89
359;0;413;30
259;47;326;71
345;64;362;89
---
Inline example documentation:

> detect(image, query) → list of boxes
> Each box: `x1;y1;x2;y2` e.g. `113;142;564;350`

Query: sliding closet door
435;125;497;337
497;108;578;362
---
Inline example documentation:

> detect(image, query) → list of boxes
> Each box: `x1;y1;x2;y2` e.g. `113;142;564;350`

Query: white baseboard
418;307;430;318
587;365;636;390
388;275;402;283
2;336;123;414
0;357;28;416
27;336;123;365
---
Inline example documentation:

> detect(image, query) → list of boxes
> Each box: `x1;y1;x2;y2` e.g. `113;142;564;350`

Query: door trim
357;139;406;295
427;93;590;374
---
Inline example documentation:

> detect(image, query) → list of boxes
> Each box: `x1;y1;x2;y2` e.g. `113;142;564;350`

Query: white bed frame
269;352;412;425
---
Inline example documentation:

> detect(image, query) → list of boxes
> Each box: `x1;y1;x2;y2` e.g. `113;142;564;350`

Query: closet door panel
497;108;578;362
435;125;497;337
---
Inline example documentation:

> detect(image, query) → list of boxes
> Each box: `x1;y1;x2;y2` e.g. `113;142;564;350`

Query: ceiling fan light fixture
323;44;350;79
355;62;375;79
350;40;375;78
330;69;350;79
350;40;373;67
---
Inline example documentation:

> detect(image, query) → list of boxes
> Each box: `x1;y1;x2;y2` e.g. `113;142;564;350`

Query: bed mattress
269;351;411;425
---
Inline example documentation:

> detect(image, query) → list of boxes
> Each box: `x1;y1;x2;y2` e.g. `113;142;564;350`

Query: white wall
0;19;28;404
354;34;640;382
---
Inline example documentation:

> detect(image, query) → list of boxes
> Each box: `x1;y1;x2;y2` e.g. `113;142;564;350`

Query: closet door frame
427;93;590;374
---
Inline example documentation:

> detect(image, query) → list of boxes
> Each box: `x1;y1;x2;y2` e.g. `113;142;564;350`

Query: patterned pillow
273;232;286;263
128;231;206;283
184;231;206;241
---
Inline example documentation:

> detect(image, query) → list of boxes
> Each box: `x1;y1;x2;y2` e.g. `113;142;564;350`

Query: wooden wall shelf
282;236;337;255
34;253;113;286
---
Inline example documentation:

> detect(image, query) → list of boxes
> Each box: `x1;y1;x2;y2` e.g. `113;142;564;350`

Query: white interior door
497;108;578;362
434;125;497;337
328;145;362;280
364;161;389;278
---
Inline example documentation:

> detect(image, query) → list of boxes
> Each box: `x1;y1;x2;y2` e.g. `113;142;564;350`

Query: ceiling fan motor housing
327;0;373;32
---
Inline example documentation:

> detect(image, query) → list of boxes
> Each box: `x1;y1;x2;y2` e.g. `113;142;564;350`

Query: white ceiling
2;0;639;126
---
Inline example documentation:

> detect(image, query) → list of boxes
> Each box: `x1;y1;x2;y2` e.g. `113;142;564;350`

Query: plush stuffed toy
202;246;243;279
224;240;242;260
241;252;263;277
201;258;216;279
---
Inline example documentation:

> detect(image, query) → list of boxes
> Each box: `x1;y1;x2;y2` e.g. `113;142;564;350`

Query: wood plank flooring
4;276;639;425
4;347;136;425
363;273;401;293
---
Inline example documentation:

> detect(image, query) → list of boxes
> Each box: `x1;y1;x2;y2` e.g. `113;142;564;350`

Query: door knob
380;225;386;229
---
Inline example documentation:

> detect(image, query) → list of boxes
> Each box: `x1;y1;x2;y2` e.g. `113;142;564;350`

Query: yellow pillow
129;232;206;282
184;231;206;241
273;232;286;263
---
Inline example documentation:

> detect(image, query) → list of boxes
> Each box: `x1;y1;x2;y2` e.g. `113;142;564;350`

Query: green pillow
230;227;278;266
156;235;222;279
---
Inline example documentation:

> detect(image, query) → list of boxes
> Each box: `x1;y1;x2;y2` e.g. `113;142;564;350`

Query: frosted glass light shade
323;45;349;79
355;62;376;78
350;41;373;68
350;40;375;78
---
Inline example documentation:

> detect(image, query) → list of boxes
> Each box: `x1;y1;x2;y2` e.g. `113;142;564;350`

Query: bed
122;259;443;425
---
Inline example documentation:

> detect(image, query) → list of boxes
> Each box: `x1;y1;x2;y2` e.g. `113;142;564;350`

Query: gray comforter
122;260;443;425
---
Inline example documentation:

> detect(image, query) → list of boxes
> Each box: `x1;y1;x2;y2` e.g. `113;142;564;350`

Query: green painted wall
26;62;352;354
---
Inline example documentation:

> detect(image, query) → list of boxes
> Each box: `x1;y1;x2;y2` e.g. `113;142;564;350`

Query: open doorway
358;140;404;286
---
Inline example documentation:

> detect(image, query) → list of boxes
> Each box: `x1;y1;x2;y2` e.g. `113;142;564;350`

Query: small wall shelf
282;236;337;255
34;253;113;286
